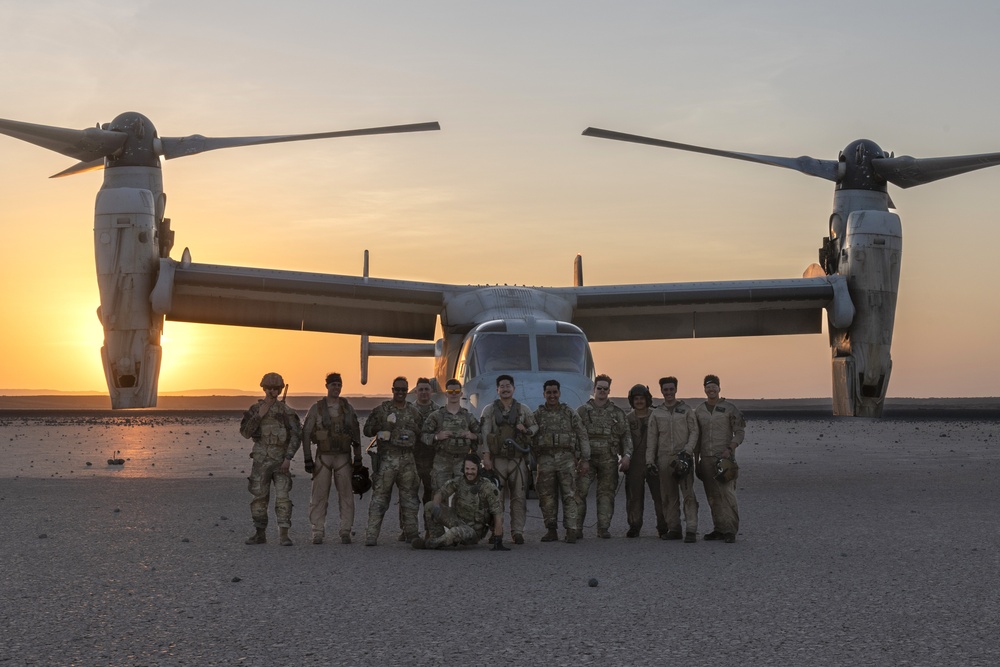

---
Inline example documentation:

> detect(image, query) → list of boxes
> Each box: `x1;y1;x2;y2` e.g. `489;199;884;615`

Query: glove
304;460;315;474
647;462;658;474
353;456;363;466
491;535;510;551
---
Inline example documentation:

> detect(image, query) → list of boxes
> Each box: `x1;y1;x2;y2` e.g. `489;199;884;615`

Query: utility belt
487;432;529;459
533;432;576;455
314;431;353;454
381;444;415;457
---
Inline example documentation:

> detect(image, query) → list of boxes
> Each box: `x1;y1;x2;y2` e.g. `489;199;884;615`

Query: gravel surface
2;415;999;666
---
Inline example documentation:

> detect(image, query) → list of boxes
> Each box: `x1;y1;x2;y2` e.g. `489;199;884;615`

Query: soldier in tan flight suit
240;372;303;546
575;374;632;539
533;379;590;544
363;376;425;546
422;379;480;492
301;372;363;545
479;374;537;545
624;383;668;539
648;376;700;543
695;374;746;544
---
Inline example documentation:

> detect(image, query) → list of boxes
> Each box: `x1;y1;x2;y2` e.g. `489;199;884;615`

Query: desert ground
1;405;998;666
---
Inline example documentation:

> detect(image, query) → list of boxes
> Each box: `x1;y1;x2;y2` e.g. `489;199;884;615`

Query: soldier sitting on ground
412;454;509;551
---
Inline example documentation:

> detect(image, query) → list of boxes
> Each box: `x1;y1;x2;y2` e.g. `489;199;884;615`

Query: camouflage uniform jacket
422;406;481;456
578;399;633;458
439;475;503;530
533;403;591;459
479;399;538;459
413;401;439;457
240;400;303;462
363;400;425;450
694;399;746;458
302;397;361;456
647;400;699;461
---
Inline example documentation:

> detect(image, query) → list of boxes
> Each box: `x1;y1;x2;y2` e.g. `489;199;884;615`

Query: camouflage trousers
422;503;486;547
492;456;529;536
536;450;578;531
698;455;738;534
309;452;354;539
658;467;698;535
413;446;436;505
575;446;620;532
248;456;292;529
431;453;465;495
367;450;420;541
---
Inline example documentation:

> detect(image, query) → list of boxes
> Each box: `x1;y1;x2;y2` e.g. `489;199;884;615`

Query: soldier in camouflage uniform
301;372;363;545
575;374;632;539
412;454;509;551
408;377;438;536
533;379;590;544
239;372;303;546
647;377;699;542
695;374;746;544
362;376;425;546
624;383;669;539
479;374;537;545
422;379;480;493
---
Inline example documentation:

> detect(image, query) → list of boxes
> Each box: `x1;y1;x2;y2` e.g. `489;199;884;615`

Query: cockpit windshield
537;334;589;375
465;333;531;375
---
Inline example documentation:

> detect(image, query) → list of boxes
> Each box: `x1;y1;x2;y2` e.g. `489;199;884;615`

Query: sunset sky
1;1;999;400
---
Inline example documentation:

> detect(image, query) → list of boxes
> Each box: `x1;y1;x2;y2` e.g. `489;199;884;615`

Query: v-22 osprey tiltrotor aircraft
3;113;1000;416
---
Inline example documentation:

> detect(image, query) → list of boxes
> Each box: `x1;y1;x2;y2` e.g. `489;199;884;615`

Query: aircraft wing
549;276;849;342
151;259;457;340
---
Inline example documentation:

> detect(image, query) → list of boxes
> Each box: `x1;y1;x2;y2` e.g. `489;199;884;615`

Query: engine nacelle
95;187;163;408
830;209;902;417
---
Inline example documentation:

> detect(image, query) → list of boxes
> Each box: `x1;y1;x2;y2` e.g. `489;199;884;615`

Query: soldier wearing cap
647;376;699;542
695;374;746;543
240;372;303;546
479;374;537;545
362;376;425;546
575;374;632;539
533;379;590;543
301;372;363;545
411;454;508;551
624;383;669;539
422;379;480;494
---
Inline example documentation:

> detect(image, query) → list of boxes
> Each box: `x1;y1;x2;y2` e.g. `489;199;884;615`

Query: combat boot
512;533;525;545
279;528;293;546
684;532;697;543
245;527;266;545
564;530;577;544
663;530;683;540
704;530;723;541
541;527;559;542
597;528;611;539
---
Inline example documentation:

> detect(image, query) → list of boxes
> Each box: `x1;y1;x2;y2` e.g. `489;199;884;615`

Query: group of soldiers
239;370;745;550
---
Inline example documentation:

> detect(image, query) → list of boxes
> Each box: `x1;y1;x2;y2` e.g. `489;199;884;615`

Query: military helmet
715;457;739;483
260;372;285;388
352;462;372;498
671;451;694;479
627;383;653;408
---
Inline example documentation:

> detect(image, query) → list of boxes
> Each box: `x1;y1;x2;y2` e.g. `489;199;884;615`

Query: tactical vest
581;402;625;452
377;402;420;449
533;404;578;454
486;400;530;458
435;408;476;457
257;405;291;448
313;399;353;454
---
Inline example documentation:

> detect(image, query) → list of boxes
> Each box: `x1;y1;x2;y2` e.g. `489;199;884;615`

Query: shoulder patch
718;407;726;413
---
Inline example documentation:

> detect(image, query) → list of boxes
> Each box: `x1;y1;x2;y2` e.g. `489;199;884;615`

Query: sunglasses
264;385;283;391
445;388;462;395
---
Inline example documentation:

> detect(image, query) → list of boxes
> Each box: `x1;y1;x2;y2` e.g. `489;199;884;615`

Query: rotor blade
0;118;126;162
159;121;441;159
49;158;106;179
582;127;840;182
873;152;1000;189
